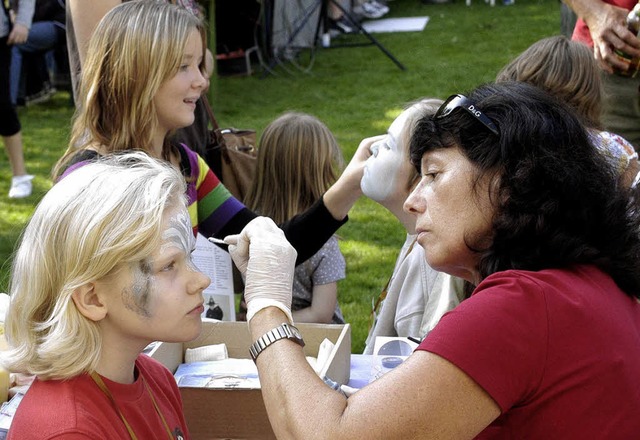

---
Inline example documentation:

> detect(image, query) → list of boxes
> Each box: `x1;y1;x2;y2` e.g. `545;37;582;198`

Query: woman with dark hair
224;81;640;438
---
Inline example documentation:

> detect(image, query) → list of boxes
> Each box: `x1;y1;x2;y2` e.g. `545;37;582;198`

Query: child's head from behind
247;112;345;223
72;0;206;154
3;153;208;380
496;35;602;128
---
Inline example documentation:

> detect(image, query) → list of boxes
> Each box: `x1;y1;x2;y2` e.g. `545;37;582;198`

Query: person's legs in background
327;0;389;35
10;21;59;106
353;0;389;19
1;37;33;199
601;71;640;152
328;0;356;34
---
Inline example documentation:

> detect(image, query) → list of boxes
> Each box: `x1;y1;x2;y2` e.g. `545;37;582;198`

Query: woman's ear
71;283;107;322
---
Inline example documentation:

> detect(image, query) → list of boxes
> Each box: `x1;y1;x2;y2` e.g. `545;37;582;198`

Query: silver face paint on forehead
162;209;198;271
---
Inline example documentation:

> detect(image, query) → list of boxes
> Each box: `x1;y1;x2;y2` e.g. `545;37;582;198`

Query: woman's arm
322;135;378;220
292;282;338;324
563;0;640;72
250;302;499;440
204;137;378;264
229;218;501;440
68;0;121;67
8;0;35;45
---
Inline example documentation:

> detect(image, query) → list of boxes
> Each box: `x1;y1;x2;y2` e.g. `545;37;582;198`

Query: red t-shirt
8;354;189;439
418;265;640;439
573;0;637;46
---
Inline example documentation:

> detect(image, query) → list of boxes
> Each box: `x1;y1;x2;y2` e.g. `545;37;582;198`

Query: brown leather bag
202;96;257;202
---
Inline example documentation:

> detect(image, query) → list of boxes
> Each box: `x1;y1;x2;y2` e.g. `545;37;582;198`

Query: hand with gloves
225;217;297;323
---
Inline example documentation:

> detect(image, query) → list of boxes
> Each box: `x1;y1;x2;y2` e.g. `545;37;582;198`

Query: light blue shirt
1;0;35;38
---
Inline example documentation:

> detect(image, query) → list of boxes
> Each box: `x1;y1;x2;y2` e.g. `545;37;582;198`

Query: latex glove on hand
226;217;297;323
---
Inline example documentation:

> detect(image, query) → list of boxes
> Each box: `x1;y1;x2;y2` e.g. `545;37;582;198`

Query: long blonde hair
496;35;603;128
245;112;344;224
53;0;206;179
2;152;186;380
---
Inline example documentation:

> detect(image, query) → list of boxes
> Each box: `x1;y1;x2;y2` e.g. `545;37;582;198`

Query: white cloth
363;234;466;354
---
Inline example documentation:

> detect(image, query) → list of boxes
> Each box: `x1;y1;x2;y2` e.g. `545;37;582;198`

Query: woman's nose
404;178;426;215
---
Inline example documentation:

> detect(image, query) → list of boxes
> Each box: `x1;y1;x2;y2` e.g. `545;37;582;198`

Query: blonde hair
53;0;206;179
401;98;444;191
245;112;345;224
2;152;187;380
496;35;603;128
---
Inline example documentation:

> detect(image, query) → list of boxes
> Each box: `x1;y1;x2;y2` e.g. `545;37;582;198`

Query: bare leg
3;131;27;176
3;132;33;198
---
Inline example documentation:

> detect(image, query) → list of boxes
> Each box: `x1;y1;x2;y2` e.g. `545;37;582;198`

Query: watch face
288;325;302;339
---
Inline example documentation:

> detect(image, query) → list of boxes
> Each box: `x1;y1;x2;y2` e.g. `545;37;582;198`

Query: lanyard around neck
90;371;174;440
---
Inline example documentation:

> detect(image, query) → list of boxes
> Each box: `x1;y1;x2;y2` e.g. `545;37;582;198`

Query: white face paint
104;205;209;345
121;208;197;317
361;106;420;203
161;209;198;272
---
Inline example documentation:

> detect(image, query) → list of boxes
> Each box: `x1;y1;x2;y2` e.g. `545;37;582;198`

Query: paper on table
192;233;236;321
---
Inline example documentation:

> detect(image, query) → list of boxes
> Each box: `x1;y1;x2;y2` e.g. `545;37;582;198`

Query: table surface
347;354;410;389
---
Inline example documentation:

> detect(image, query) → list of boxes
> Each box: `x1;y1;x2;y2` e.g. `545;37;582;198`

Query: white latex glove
225;217;297;323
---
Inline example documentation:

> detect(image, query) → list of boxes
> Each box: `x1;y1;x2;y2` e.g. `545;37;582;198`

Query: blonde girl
245;112;346;324
53;0;368;269
3;152;209;439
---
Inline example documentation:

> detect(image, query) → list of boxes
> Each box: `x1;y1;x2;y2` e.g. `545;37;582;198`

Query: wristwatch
249;323;305;362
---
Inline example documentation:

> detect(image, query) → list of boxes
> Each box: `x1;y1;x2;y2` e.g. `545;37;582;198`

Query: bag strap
201;94;220;131
201;94;227;180
201;94;229;157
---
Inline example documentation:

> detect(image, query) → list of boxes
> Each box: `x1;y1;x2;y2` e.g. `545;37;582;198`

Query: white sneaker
358;1;389;19
8;174;34;199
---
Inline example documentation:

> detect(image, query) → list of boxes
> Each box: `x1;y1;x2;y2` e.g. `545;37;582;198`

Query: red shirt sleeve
417;271;549;412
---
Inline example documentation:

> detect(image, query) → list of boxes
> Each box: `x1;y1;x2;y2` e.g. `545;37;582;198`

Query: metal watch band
249;323;305;362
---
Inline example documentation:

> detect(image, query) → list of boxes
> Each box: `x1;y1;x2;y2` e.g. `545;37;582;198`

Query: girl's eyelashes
162;260;176;272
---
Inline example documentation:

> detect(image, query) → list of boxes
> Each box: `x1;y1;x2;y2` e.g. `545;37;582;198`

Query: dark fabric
33;0;65;25
0;37;21;136
215;0;261;53
280;197;348;266
63;149;99;167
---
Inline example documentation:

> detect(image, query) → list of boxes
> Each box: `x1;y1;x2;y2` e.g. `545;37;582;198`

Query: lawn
0;0;562;353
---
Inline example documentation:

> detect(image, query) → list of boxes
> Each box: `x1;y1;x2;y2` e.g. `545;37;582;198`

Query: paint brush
207;236;228;245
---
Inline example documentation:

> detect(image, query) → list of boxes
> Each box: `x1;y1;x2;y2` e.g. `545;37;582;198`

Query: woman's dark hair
410;81;640;299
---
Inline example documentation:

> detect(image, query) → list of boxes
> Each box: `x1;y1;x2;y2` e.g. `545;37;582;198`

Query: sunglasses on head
435;94;499;136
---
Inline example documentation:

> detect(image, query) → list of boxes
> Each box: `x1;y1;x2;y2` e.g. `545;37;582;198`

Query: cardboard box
150;321;351;440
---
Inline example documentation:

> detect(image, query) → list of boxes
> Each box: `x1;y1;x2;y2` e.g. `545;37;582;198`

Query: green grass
0;0;561;353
